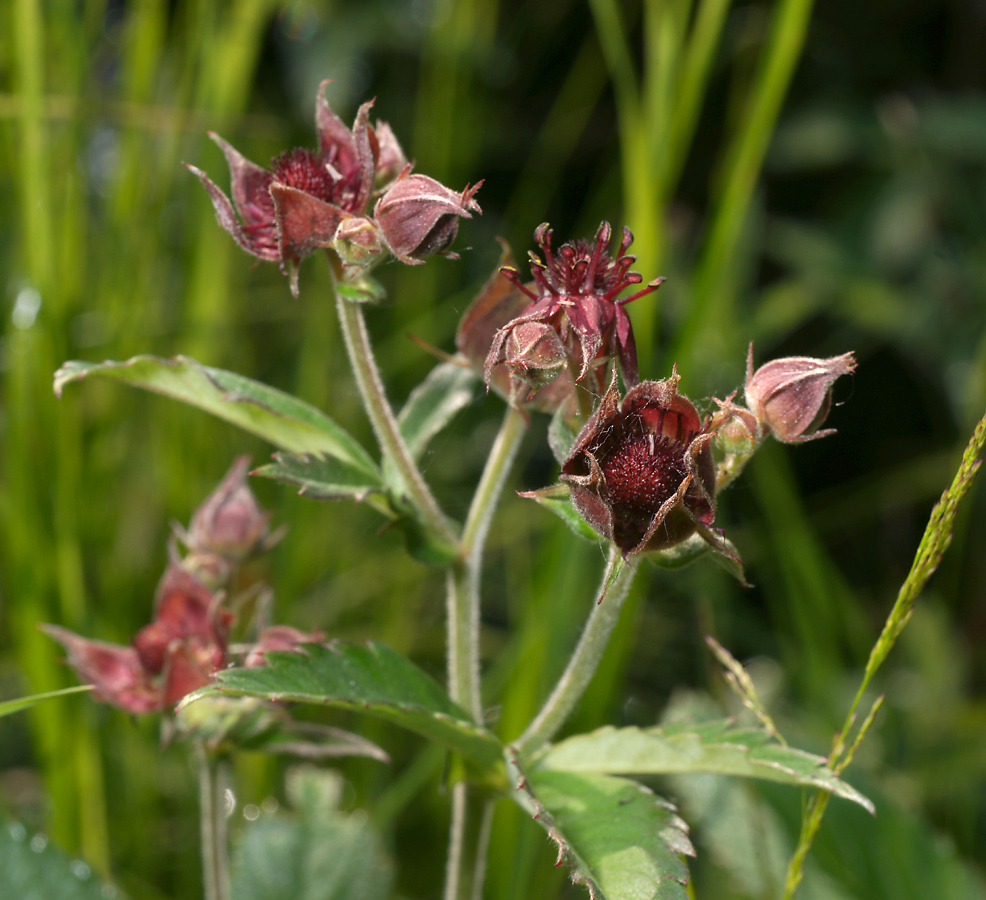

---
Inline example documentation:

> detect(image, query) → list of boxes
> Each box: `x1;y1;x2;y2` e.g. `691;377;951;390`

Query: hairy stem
443;408;526;900
335;288;458;549
198;746;231;900
443;781;468;900
514;547;635;757
448;407;527;719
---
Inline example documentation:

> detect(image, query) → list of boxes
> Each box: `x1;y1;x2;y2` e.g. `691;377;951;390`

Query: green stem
443;407;526;900
443;781;468;900
198;746;231;900
334;288;458;549
514;547;635;758
448;406;527;721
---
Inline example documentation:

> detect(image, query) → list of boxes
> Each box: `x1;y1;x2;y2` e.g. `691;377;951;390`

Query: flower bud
187;457;271;562
745;345;856;443
374;173;482;262
712;394;762;455
504;322;568;394
331;215;387;268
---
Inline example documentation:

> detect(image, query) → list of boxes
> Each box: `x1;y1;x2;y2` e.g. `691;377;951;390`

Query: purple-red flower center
271;149;337;203
593;408;695;549
533;224;640;302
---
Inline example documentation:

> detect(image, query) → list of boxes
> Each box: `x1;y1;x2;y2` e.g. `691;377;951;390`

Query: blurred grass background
1;0;985;898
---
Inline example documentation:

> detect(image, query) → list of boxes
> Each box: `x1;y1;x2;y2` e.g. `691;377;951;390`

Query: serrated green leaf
53;356;378;477
534;722;873;813
231;768;392;900
509;752;693;900
0;819;125;899
520;483;603;543
0;685;92;719
254;453;386;504
185;642;501;771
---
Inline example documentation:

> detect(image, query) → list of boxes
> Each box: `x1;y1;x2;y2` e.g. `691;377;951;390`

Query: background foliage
1;0;985;898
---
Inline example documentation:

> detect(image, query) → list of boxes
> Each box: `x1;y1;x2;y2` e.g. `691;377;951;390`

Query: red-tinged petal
351;100;378;213
244;626;326;668
40;625;162;713
185;163;280;261
373;119;408;186
614;306;639;387
207;132;275;227
316;80;361;176
161;640;218;706
270;182;347;265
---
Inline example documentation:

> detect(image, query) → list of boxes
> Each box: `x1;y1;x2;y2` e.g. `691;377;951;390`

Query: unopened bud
712;395;762;454
332;215;387;268
374;173;481;262
505;322;567;393
188;457;271;562
745;345;856;443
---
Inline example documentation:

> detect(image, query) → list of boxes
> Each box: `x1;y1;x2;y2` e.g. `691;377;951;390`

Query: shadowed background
1;0;985;897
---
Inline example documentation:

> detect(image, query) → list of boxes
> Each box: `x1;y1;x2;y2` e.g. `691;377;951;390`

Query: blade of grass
782;410;986;899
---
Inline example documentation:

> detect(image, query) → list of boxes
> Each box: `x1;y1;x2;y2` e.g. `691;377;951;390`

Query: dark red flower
456;240;577;416
42;565;231;713
187;82;384;296
485;222;663;396
558;370;722;558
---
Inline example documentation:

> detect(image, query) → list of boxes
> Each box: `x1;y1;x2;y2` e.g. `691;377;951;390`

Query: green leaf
0;685;92;719
509;752;693;900
184;642;502;771
254;453;386;505
231;767;392;900
383;361;476;494
548;405;579;464
0;819;125;899
520;483;603;543
54;355;378;477
533;721;874;813
396;362;477;463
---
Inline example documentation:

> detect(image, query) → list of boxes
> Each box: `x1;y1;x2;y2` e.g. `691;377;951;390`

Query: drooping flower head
187;81;480;294
42;459;320;715
485;222;664;400
558;369;726;559
456;240;577;416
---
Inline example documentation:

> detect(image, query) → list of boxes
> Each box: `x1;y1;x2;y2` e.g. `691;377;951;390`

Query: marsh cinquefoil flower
485;222;663;400
188;81;480;294
556;370;735;560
